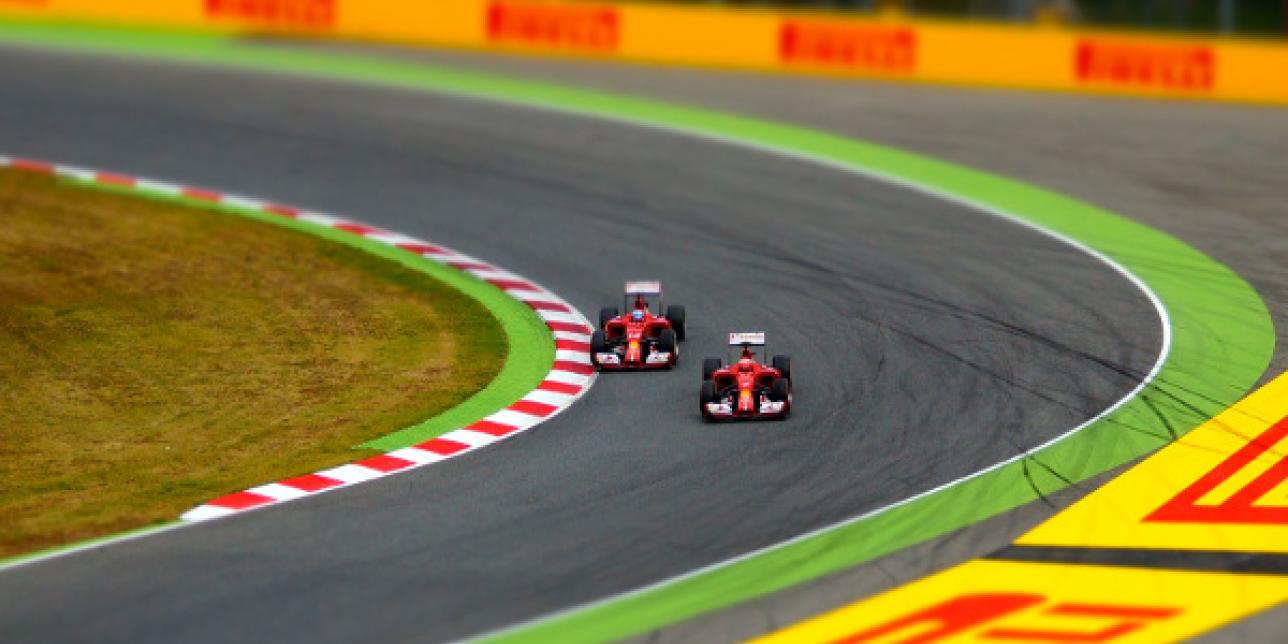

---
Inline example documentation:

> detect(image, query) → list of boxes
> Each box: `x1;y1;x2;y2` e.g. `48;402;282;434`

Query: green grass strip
64;176;553;452
0;20;1273;642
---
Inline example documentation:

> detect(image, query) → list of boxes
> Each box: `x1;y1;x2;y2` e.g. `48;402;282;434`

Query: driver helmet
630;310;645;322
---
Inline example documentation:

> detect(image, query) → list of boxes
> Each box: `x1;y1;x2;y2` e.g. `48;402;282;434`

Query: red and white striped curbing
0;155;596;522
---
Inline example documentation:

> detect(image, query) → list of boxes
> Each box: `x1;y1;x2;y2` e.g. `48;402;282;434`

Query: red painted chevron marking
448;261;495;271
553;360;595;375
466;420;520;436
396;242;448;255
207;490;275;510
415;438;472;456
538;380;583;395
510;400;558;417
547;321;592;334
556;339;591;352
333;222;379;235
279;473;343;492
260;204;298;218
181;187;223;202
527;300;571;312
1147;414;1288;524
488;278;538;291
354;454;415;473
12;159;53;173
94;172;136;187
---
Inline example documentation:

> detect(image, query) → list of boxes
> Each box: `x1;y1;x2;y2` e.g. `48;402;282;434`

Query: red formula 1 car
590;281;686;371
700;333;792;422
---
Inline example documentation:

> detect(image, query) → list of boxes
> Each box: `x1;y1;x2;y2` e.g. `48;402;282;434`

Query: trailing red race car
700;333;792;422
590;281;686;371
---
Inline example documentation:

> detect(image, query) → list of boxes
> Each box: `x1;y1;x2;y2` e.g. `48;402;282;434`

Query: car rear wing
624;280;662;295
728;332;766;346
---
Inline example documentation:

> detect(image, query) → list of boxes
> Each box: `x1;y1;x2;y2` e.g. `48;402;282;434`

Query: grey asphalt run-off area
0;39;1283;643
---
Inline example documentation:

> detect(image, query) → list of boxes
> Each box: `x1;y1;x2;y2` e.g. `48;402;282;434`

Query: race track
0;46;1163;642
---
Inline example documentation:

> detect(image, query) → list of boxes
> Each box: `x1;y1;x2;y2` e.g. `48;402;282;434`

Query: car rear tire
598;306;619;329
772;355;792;383
665;305;686;340
700;380;717;422
702;357;722;381
590;330;608;368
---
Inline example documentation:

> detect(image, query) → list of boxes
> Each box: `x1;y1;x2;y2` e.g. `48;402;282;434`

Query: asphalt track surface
366;48;1288;642
0;46;1164;642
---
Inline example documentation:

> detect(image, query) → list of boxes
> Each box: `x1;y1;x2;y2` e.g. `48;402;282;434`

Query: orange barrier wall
3;0;1287;105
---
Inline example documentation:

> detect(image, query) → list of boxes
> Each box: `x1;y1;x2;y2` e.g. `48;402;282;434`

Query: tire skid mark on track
0;154;597;524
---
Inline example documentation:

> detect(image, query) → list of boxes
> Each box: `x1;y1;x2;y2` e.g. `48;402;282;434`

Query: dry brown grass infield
0;169;503;557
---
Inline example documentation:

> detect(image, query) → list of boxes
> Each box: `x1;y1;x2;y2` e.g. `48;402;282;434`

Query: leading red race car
590;281;686;371
700;333;792;422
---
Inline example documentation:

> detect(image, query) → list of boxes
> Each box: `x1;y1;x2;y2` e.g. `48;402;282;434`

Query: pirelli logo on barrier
779;20;916;72
205;0;336;28
1076;39;1215;91
487;2;620;52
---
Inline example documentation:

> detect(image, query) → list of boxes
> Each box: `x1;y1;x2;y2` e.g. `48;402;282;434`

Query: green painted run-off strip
0;20;1272;643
